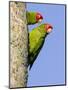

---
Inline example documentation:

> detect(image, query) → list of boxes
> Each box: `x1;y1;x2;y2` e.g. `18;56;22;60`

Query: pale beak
38;19;43;23
47;28;52;33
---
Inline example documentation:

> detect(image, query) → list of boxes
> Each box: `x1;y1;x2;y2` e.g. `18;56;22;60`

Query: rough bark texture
9;2;28;88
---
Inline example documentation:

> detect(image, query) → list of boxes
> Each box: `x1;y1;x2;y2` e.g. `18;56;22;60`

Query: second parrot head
36;12;43;23
38;23;53;34
45;23;53;33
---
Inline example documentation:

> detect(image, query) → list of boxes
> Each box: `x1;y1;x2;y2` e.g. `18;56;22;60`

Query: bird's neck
38;29;47;37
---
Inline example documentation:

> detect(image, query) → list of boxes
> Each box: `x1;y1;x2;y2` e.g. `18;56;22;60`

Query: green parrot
26;12;43;25
28;23;53;70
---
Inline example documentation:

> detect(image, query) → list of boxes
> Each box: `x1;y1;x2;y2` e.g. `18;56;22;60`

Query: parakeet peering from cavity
26;12;43;25
28;23;53;70
26;11;53;70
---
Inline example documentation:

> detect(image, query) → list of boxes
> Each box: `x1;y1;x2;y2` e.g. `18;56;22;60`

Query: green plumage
28;24;48;70
26;12;37;25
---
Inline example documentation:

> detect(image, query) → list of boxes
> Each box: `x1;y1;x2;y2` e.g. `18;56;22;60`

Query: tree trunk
9;2;28;88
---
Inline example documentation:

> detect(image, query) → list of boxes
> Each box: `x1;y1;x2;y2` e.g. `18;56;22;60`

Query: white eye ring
47;28;52;33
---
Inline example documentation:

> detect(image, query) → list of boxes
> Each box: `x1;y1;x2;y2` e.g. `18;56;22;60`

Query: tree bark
9;2;28;88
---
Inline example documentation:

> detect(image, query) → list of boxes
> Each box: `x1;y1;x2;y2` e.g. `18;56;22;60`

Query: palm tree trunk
9;1;28;88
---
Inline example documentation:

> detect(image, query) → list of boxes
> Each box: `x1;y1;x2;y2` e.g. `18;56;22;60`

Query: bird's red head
45;23;53;33
36;12;43;23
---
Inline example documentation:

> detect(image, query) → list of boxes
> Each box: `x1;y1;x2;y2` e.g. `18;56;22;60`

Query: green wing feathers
29;37;44;70
28;27;45;70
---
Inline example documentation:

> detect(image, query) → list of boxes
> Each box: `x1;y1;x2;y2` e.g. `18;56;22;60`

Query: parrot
28;23;53;70
26;12;43;25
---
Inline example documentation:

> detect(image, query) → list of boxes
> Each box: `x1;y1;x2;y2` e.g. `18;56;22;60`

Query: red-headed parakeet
26;12;43;25
28;23;53;70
